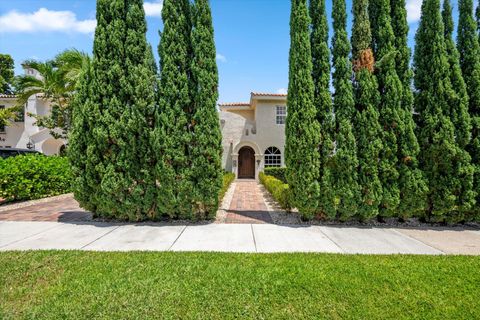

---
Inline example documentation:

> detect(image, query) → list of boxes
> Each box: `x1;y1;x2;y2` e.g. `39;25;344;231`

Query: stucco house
0;66;66;155
220;92;287;180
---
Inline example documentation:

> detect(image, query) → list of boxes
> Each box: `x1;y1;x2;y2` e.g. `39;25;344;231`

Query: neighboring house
220;92;287;180
0;67;66;155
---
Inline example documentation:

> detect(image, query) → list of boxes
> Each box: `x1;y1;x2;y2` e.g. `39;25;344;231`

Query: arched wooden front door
238;146;255;179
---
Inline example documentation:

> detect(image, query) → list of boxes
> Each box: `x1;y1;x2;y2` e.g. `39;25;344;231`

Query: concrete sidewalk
1;221;479;255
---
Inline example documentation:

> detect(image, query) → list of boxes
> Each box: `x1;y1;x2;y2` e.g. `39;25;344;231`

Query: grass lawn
1;252;479;319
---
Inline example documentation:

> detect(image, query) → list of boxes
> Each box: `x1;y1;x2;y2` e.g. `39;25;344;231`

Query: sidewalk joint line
390;229;446;254
250;224;258;252
81;225;122;249
168;225;188;251
317;228;346;253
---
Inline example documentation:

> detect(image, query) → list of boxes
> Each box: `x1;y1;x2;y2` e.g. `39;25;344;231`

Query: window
276;105;286;124
264;147;281;167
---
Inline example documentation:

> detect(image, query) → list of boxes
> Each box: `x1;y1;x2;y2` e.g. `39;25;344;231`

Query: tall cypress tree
309;0;334;216
389;0;428;218
414;0;475;221
70;0;156;220
457;0;480;218
477;1;480;39
443;0;472;149
69;55;97;212
285;0;321;220
370;0;400;217
324;0;360;220
190;0;223;219
154;0;194;219
351;0;383;220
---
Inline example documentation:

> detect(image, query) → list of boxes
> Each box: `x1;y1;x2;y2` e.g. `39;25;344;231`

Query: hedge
259;172;292;210
0;154;72;204
263;167;287;183
219;172;235;201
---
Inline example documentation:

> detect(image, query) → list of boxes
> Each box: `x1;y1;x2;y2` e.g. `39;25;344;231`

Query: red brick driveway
225;180;273;224
0;195;91;222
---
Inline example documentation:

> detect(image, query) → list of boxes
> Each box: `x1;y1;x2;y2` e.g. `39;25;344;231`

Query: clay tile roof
0;94;17;98
251;92;287;97
218;102;251;107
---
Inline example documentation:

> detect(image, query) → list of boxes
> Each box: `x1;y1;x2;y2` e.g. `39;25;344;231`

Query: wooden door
238;147;255;179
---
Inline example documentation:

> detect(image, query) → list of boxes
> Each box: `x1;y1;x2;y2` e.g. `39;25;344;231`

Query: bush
264;167;287;183
219;172;235;201
0;154;72;204
259;172;292;210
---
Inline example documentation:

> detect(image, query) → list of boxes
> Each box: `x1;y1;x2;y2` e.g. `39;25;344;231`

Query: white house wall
220;96;287;179
0;96;64;153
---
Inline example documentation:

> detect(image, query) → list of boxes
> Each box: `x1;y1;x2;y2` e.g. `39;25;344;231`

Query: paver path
225;180;273;224
0;196;91;222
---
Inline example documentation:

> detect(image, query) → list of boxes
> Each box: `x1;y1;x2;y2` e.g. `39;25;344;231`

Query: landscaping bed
0;155;72;205
0;251;479;319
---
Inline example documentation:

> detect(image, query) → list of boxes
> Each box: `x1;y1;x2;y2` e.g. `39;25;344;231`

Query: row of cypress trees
69;0;222;221
287;0;480;222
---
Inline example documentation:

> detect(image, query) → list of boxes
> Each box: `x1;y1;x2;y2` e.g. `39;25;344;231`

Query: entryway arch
238;146;255;179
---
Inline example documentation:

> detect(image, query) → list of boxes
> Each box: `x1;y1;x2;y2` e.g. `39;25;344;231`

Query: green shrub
259;172;292;210
219;172;235;201
0;154;72;203
264;167;287;183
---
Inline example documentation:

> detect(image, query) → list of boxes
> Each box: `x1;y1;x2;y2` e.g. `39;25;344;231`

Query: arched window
264;147;281;167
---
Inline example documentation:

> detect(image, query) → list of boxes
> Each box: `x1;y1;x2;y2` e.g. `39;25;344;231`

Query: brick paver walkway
225;180;272;224
0;196;91;222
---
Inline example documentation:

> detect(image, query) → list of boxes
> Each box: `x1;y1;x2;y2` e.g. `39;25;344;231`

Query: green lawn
1;252;479;319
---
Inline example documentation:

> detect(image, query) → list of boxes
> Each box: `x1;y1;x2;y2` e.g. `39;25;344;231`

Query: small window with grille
264;147;281;167
276;105;286;125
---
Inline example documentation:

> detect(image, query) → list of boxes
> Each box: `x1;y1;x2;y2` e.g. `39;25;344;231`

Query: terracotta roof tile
251;92;287;97
0;94;17;98
218;102;251;107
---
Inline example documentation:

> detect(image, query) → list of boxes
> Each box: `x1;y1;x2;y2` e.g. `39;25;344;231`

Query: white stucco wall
220;95;287;179
0;96;65;153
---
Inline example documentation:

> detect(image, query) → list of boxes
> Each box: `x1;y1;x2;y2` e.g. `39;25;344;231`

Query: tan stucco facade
220;92;287;180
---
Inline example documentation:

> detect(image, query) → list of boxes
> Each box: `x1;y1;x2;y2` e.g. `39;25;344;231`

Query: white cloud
0;1;162;34
406;0;422;24
0;8;96;33
144;0;163;18
216;54;227;63
277;88;288;95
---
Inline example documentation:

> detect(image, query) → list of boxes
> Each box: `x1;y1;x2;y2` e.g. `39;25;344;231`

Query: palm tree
14;49;90;139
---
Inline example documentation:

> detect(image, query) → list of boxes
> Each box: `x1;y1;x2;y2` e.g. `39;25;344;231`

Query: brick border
0;194;74;213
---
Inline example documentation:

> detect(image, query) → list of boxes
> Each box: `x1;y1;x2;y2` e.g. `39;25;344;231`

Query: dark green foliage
387;0;429;218
190;0;223;218
323;0;360;220
219;173;235;202
351;0;383;220
414;0;475;221
70;0;156;221
154;0;194;219
457;0;480;124
0;54;14;94
285;0;321;219
263;167;287;183
443;0;472;149
259;172;292;210
0;155;72;203
68;57;96;211
477;1;480;38
370;0;400;217
457;0;480;218
310;0;334;217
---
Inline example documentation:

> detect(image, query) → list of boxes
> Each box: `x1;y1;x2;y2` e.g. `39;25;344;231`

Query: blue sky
0;0;464;103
